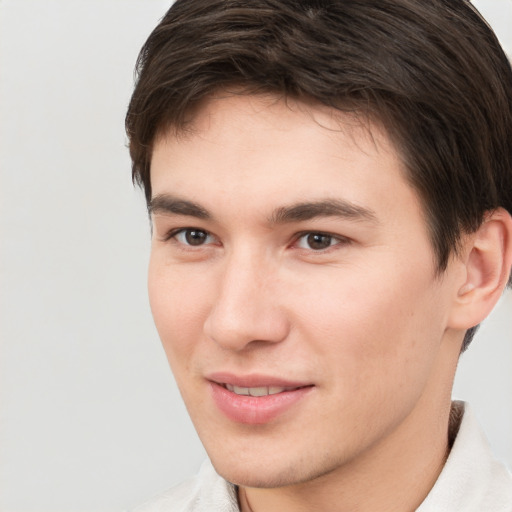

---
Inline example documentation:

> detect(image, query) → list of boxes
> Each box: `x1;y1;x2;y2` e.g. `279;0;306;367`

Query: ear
448;208;512;330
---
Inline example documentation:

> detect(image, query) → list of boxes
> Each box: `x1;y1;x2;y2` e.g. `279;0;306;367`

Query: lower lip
209;382;313;424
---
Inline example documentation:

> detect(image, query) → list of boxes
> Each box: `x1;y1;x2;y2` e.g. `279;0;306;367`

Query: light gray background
0;1;510;511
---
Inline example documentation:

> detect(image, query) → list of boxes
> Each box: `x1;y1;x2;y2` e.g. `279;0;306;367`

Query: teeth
249;387;270;397
233;385;249;395
224;384;292;396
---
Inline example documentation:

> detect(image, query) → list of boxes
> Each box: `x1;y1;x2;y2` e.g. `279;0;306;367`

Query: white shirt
132;402;512;511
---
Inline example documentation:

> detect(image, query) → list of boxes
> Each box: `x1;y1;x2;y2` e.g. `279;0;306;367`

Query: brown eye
184;229;208;245
296;232;337;250
306;233;333;250
174;229;212;246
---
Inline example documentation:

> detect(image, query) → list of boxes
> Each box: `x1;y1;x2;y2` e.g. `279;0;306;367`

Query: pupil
307;233;331;250
185;230;207;246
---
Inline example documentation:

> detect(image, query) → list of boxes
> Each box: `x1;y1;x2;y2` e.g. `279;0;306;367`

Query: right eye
172;228;214;246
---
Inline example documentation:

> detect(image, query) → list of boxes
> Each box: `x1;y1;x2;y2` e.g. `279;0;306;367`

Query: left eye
174;229;213;246
296;232;340;250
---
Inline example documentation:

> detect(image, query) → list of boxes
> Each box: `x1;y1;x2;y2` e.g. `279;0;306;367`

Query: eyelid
293;230;351;250
162;227;216;245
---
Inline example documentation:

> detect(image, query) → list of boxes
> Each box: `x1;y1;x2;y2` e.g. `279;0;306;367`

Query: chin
213;461;302;488
208;447;341;489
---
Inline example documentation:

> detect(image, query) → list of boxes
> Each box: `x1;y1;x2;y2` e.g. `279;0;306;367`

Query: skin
147;94;489;511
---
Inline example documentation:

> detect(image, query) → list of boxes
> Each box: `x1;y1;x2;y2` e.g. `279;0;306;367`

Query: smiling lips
224;383;301;396
208;374;313;424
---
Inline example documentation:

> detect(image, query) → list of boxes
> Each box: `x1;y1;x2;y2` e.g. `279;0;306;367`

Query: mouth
222;383;307;397
207;374;314;424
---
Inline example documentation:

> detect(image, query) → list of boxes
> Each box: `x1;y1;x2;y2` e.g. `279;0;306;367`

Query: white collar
417;401;512;511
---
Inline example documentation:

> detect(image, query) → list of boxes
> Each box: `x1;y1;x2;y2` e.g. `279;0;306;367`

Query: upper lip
206;372;312;389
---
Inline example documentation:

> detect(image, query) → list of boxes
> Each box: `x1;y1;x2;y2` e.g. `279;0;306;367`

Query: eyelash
163;228;216;245
163;228;350;252
294;231;350;251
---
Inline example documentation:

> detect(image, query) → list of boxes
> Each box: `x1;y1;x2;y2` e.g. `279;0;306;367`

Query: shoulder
131;460;239;512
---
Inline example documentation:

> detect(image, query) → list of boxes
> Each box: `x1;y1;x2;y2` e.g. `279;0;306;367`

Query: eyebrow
149;194;377;225
149;195;211;220
269;199;378;225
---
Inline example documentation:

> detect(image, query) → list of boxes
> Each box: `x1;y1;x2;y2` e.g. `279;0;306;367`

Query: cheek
287;272;446;436
291;261;446;386
148;259;213;367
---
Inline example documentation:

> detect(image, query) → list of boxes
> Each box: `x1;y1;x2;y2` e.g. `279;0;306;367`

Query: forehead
150;93;422;228
164;92;391;156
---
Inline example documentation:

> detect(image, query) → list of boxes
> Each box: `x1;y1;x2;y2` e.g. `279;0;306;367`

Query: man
126;1;512;510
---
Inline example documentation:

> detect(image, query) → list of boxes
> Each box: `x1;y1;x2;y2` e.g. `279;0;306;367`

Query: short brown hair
126;0;512;349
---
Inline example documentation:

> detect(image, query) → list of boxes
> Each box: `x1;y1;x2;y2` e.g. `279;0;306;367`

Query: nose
203;251;290;352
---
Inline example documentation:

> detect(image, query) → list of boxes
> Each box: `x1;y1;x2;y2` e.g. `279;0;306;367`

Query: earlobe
449;208;512;330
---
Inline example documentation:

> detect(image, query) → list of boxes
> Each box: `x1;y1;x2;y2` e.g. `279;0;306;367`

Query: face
148;94;462;488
